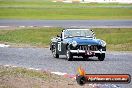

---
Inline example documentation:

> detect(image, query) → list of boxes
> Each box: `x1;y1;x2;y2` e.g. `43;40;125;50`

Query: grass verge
0;0;132;19
0;65;79;88
1;8;132;20
0;27;61;47
0;27;132;51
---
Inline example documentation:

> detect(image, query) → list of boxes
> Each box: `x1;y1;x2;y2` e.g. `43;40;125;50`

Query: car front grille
79;45;98;51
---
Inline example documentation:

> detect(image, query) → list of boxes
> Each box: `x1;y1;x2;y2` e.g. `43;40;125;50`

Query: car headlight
100;40;106;47
72;41;78;47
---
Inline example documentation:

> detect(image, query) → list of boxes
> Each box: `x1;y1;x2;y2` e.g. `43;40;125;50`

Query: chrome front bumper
69;50;106;54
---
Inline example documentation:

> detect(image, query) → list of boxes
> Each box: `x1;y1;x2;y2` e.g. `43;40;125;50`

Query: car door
56;38;67;55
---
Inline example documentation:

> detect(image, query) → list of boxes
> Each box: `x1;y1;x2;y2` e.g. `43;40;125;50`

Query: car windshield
64;29;93;38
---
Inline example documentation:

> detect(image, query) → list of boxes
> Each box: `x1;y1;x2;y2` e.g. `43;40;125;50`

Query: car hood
63;37;101;45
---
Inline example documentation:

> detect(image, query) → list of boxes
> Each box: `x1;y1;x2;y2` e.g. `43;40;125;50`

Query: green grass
0;66;50;80
0;0;132;19
0;27;132;51
0;66;65;86
0;8;132;20
0;27;62;46
0;65;74;88
93;28;132;51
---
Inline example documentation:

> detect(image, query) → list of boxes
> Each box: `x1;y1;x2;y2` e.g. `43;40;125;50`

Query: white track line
0;44;10;47
51;72;67;76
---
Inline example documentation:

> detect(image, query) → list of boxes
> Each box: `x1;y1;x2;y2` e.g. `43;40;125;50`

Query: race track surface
0;20;132;28
0;48;132;88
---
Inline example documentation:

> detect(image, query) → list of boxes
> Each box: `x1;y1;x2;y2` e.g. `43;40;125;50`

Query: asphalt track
0;48;132;88
0;20;132;28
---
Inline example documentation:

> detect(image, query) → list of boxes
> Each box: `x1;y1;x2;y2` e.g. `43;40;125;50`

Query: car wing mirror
57;35;60;37
57;35;63;41
57;37;62;41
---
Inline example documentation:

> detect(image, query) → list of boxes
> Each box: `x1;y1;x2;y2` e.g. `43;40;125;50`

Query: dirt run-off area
0;65;98;88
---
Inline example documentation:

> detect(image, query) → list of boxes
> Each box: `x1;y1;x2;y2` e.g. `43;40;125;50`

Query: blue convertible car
50;28;106;61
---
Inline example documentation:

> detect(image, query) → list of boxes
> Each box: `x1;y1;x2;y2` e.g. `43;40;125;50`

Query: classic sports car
50;28;106;61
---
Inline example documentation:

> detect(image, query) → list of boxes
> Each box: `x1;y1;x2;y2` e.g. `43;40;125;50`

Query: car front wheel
52;46;59;58
66;50;73;61
98;53;105;61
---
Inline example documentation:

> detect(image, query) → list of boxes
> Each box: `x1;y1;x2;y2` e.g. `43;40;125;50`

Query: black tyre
66;50;73;61
52;46;59;58
76;75;86;86
98;53;105;61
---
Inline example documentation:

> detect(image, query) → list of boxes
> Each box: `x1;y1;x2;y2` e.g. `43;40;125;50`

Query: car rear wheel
98;53;105;61
66;50;73;61
52;46;59;58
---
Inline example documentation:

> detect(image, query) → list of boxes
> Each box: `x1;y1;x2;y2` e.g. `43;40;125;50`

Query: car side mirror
57;35;63;41
57;35;60;37
57;37;62;41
